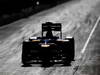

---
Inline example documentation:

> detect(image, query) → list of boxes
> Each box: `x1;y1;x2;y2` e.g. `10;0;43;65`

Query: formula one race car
22;22;75;67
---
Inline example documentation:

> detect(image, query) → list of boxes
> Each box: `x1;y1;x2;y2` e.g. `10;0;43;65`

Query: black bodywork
22;22;75;67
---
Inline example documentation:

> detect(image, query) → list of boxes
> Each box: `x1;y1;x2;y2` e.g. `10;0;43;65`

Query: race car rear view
22;22;75;67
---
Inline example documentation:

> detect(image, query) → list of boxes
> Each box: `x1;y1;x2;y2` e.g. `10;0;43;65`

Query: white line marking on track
81;17;100;54
73;17;100;75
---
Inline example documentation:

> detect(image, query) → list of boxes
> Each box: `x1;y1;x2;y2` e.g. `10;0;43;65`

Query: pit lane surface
0;0;100;75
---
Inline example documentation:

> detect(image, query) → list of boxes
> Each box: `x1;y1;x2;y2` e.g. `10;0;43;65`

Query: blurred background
0;0;72;26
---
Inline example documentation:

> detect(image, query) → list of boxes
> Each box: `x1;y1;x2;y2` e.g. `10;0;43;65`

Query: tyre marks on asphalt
73;16;100;75
81;16;100;54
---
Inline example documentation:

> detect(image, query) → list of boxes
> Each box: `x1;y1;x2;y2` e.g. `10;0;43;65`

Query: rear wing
42;22;62;39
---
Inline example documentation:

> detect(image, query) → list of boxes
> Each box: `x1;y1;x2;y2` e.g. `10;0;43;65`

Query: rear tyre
63;60;71;66
65;38;75;61
22;42;31;66
22;63;31;67
62;38;74;66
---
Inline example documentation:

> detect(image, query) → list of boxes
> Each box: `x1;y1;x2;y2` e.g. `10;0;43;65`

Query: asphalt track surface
0;0;100;75
74;17;100;75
